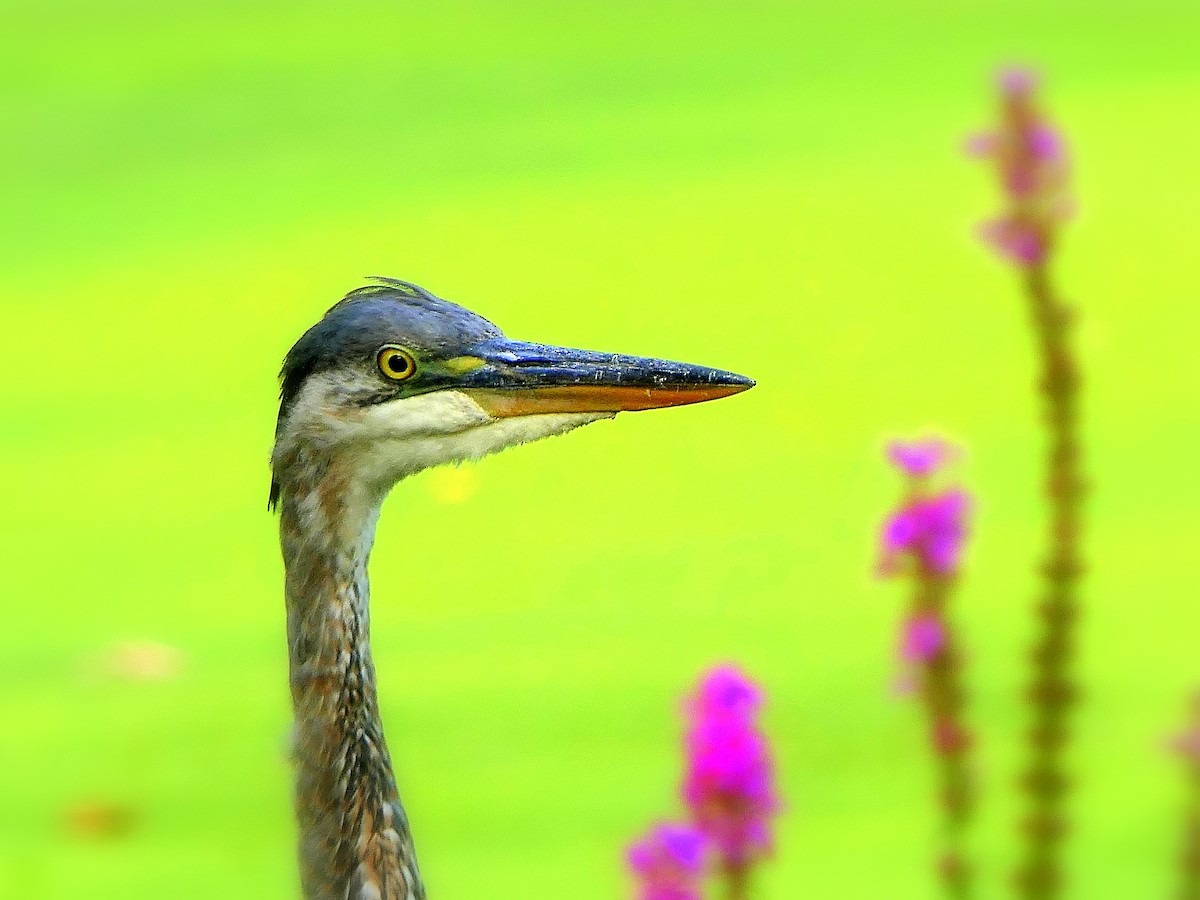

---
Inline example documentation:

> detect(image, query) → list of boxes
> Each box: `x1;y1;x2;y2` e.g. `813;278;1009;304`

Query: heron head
270;278;754;509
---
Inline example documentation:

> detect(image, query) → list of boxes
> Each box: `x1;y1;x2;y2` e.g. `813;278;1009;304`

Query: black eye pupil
389;356;406;373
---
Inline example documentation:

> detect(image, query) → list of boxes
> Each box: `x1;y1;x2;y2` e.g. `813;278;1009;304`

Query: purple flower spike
969;68;1071;267
879;489;972;576
901;615;946;663
627;822;707;900
876;437;978;893
888;438;955;477
683;666;779;868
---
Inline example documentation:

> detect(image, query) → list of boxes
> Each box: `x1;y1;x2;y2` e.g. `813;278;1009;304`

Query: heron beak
455;339;754;417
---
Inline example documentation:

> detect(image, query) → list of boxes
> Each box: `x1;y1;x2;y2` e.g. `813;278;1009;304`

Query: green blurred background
3;1;1199;897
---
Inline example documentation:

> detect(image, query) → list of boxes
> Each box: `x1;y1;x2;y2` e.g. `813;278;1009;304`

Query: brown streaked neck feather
280;462;425;900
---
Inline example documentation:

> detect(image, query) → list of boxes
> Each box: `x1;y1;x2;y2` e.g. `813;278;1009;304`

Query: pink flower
685;664;763;721
888;438;955;478
1028;124;1063;162
901;615;946;663
969;66;1072;267
682;667;779;867
998;65;1038;96
879;489;972;575
1168;694;1200;763
979;218;1045;265
627;822;707;900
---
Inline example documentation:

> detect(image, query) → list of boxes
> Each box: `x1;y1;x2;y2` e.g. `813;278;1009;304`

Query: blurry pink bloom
682;666;780;867
627;822;707;900
1168;694;1200;763
901;615;946;663
979;218;1045;265
998;65;1038;96
969;66;1072;267
1029;124;1063;161
879;489;972;575
888;438;954;478
685;664;763;721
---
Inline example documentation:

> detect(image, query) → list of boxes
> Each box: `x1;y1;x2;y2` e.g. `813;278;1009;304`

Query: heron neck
279;467;424;900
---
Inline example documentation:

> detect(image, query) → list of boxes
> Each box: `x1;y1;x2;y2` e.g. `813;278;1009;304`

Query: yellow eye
377;346;417;381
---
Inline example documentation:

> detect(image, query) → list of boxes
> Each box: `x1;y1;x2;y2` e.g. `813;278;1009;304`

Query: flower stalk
969;66;1083;898
1014;260;1084;898
880;439;976;898
913;570;974;898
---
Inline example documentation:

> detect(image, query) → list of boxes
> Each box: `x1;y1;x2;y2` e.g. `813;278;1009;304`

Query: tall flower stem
1014;263;1085;898
879;440;975;898
912;569;975;899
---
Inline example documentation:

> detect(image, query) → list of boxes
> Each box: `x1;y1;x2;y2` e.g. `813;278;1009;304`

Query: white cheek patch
349;390;614;490
358;390;495;441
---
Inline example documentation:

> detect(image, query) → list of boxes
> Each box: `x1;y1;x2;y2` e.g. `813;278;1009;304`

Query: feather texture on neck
280;464;424;900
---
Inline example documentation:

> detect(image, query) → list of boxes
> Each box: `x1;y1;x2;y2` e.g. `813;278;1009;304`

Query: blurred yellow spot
82;640;185;683
62;799;137;840
427;466;480;504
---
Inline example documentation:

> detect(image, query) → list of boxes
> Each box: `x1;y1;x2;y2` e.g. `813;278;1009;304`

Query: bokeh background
3;1;1199;897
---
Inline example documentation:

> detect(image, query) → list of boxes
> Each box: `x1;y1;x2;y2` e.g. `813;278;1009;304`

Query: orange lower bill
465;383;751;417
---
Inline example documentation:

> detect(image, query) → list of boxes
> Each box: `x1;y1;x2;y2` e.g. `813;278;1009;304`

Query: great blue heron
270;277;754;900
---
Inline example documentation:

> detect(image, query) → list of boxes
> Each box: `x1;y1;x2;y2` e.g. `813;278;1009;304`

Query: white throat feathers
273;374;615;511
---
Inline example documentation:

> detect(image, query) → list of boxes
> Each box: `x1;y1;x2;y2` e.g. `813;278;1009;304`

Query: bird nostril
506;356;557;368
